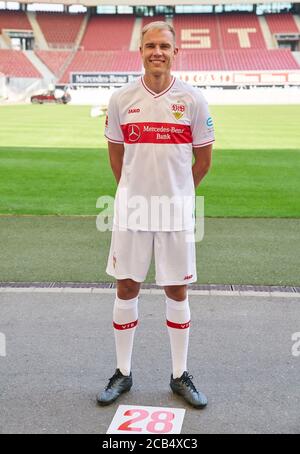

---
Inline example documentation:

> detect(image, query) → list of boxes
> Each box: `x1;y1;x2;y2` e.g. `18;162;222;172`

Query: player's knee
164;285;187;301
117;279;140;300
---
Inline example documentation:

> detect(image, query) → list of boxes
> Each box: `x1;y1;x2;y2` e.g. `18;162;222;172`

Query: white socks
113;295;138;376
112;295;190;379
166;296;191;379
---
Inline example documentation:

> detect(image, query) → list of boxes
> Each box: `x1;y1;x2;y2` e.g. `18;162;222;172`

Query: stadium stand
173;14;220;49
36;12;84;48
35;50;73;76
0;10;32;32
59;50;141;83
223;48;299;70
218;14;267;49
0;49;41;77
0;11;299;80
173;50;225;71
173;48;299;71
81;15;134;50
173;14;268;50
266;13;299;34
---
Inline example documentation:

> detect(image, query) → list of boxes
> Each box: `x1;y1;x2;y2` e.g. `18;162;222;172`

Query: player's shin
113;295;139;376
166;296;191;378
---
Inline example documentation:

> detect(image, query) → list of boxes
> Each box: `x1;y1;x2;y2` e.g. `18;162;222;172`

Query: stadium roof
16;0;299;7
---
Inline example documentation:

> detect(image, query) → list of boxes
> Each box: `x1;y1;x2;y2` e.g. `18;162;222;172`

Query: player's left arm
192;143;213;188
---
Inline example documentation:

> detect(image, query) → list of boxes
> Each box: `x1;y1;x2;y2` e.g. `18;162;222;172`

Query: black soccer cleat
170;371;208;409
97;369;133;406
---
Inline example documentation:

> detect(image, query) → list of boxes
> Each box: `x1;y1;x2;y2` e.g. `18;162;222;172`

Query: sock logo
167;320;191;329
113;320;138;330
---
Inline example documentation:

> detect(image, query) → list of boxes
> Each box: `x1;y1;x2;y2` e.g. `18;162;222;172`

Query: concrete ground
0;289;299;434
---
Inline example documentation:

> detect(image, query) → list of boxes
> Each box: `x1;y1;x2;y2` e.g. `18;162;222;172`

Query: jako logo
0;332;6;357
128;108;140;114
292;332;300;357
184;274;193;280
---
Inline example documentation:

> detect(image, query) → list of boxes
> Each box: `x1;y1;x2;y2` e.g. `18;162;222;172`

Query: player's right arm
105;92;125;185
108;141;124;184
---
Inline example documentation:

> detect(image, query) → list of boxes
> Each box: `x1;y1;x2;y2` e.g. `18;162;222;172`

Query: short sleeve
104;92;124;144
190;91;215;148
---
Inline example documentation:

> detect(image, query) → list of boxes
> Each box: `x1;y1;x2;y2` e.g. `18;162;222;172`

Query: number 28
118;409;175;434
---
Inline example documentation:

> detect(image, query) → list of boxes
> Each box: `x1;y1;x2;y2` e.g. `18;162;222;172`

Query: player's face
140;28;178;76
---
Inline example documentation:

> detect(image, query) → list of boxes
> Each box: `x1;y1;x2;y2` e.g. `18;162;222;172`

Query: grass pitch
0;104;299;217
0;104;299;284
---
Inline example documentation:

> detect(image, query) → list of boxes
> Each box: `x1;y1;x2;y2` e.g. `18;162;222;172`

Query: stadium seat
0;49;41;77
266;13;299;34
173;48;299;71
59;51;142;84
218;14;267;49
0;10;32;32
36;12;84;48
81;15;135;50
35;50;73;76
173;14;219;50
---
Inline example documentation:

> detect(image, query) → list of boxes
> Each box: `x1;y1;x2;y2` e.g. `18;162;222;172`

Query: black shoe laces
181;372;198;393
106;370;122;390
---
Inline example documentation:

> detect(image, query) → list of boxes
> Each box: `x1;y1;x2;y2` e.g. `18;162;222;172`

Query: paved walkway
0;289;299;434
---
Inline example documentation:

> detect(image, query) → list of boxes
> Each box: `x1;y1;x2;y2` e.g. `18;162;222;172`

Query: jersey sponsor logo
171;101;186;120
206;117;213;128
121;122;192;144
184;274;193;280
128;108;141;114
128;124;141;142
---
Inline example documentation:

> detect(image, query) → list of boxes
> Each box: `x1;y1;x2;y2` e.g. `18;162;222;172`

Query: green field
0;104;299;284
0;104;299;217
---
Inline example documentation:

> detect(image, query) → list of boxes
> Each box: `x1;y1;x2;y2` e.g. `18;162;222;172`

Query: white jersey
105;76;215;231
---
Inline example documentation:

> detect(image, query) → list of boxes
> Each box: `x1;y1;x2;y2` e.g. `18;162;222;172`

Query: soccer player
97;21;214;408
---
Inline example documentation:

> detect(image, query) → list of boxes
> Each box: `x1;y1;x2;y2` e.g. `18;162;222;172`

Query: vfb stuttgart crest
171;101;185;120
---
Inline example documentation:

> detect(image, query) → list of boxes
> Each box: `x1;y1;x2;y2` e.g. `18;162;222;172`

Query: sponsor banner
71;71;300;87
71;72;141;85
121;122;192;144
173;71;300;86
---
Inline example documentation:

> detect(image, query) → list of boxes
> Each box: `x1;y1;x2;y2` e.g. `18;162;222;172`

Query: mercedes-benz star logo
128;124;141;142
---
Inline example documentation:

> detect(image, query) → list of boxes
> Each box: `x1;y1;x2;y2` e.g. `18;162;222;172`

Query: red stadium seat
173;48;299;71
59;50;142;84
0;10;32;32
36;12;84;48
218;14;267;49
173;15;219;50
0;49;41;77
35;50;73;76
81;15;134;50
266;13;299;34
224;48;299;70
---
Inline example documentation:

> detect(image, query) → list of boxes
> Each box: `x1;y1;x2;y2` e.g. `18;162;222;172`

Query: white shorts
106;227;197;286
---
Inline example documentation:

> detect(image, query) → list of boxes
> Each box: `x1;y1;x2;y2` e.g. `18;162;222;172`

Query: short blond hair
140;21;176;46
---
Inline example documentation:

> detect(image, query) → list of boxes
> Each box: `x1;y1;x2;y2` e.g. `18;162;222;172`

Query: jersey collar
141;76;176;99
